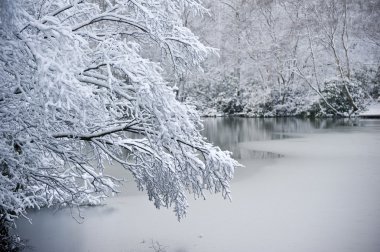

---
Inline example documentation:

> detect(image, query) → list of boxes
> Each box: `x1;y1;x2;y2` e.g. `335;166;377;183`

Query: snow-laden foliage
181;0;379;117
0;0;238;231
321;78;369;115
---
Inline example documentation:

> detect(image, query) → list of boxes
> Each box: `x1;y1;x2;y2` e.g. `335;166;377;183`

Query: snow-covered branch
0;0;238;239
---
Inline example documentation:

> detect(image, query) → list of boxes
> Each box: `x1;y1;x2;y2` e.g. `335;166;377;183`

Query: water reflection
201;117;379;160
201;117;313;160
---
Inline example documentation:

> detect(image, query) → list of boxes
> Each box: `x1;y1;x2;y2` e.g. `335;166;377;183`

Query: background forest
175;0;380;117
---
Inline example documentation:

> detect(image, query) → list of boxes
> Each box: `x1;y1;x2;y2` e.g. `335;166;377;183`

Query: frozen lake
16;118;380;252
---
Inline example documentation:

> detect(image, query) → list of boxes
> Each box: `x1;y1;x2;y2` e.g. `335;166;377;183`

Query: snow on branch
0;0;238;232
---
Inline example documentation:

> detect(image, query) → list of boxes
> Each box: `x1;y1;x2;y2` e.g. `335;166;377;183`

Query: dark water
201;117;371;160
14;118;380;252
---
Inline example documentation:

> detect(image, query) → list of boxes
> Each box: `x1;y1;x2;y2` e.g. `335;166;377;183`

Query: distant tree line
179;0;380;117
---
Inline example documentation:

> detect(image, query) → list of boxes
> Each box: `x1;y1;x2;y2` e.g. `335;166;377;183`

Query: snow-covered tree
182;0;379;117
0;0;238;242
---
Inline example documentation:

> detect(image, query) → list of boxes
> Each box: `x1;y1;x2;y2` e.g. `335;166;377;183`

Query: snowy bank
359;102;380;118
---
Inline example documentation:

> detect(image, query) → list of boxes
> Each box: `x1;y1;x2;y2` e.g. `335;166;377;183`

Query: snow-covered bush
182;69;244;115
321;79;369;115
353;67;380;100
244;84;317;117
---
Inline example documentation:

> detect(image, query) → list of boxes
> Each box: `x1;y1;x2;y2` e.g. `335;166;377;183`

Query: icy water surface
16;118;380;252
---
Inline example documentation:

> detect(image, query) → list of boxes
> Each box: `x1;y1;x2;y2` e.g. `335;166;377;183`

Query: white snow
360;102;380;117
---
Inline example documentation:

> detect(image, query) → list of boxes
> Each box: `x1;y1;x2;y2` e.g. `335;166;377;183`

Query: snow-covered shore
201;102;380;118
359;102;380;118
